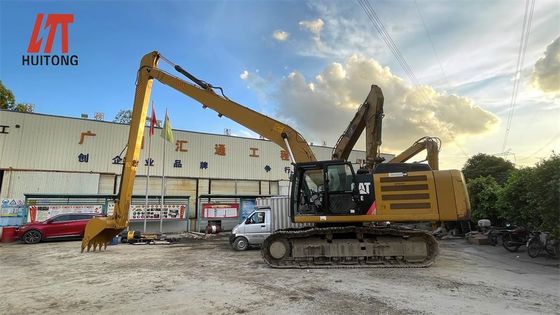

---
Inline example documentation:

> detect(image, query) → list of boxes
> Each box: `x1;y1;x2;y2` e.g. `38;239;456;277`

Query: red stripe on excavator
367;201;377;215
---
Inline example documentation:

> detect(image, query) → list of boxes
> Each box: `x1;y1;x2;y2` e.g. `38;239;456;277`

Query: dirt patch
0;239;558;314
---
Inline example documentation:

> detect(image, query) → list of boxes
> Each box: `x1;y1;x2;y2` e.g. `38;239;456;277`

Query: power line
357;0;470;159
356;0;421;88
413;0;451;89
502;0;535;153
516;132;560;162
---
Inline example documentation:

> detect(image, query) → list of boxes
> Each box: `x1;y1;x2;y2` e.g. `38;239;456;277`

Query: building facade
0;110;394;231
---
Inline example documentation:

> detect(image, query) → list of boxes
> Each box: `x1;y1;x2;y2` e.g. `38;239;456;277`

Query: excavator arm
331;85;384;169
147;66;316;163
81;51;316;251
388;136;441;170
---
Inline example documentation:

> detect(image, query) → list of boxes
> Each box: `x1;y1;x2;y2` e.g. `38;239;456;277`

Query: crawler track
262;226;439;268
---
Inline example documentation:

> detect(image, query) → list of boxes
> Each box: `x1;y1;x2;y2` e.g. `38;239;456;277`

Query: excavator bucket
81;217;124;252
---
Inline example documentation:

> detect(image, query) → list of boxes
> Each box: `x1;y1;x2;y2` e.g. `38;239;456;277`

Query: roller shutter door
98;174;116;194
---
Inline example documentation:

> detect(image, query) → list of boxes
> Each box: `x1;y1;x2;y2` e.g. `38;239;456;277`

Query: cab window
326;164;354;192
69;214;93;221
296;168;325;213
247;212;265;224
51;215;70;222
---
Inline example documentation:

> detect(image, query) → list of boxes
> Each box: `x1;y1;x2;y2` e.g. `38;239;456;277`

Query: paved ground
0;237;559;315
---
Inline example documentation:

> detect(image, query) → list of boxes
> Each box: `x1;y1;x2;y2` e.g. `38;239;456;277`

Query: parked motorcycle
487;227;507;246
527;232;559;258
502;226;530;252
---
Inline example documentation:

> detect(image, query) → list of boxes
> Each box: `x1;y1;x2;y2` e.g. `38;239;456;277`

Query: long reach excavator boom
331;85;384;169
81;51;316;251
388;136;441;170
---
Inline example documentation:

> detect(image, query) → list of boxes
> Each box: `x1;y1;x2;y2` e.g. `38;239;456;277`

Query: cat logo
358;182;371;195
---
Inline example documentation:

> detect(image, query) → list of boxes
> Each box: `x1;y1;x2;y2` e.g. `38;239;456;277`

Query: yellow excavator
82;51;470;269
389;136;441;170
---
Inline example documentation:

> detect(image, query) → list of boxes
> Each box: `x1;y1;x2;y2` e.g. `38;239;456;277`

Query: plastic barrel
109;235;121;245
1;227;17;243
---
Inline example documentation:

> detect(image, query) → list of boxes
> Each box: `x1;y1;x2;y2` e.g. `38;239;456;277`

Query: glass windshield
327;164;353;192
295;168;325;214
247;212;265;224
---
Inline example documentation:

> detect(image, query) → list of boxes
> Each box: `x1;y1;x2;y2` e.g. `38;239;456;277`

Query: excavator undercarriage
262;226;438;268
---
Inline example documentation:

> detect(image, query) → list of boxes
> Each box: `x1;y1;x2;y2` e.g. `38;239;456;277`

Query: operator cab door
243;210;270;244
326;164;358;215
292;161;361;217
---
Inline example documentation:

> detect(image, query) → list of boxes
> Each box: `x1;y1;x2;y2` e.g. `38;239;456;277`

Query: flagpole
144;101;154;233
144;133;152;232
160;109;167;233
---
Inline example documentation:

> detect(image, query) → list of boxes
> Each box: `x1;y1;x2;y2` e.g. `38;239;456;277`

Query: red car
16;213;100;244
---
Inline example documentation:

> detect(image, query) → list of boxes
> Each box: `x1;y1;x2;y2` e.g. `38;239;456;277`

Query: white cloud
293;8;386;60
272;30;289;41
531;36;560;96
299;18;324;38
274;55;499;153
240;70;267;90
231;129;261;139
238;70;273;113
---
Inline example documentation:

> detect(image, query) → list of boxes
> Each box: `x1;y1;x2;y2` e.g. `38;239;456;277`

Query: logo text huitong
22;55;78;66
23;13;78;66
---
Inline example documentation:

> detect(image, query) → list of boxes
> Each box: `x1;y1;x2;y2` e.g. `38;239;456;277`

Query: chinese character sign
202;203;239;219
214;144;226;156
249;148;259;157
175;140;188;152
112;155;123;165
78;153;89;163
78;131;96;144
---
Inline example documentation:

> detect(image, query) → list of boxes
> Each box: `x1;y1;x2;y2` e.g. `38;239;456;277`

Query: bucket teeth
80;217;123;253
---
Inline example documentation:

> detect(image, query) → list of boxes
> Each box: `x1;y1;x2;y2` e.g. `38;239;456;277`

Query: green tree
467;176;502;224
113;110;132;124
113;109;159;126
496;153;560;235
0;81;34;112
462;153;515;184
529;154;560;235
0;80;16;110
497;168;535;227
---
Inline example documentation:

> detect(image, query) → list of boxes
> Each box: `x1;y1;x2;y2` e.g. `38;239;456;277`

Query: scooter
502;225;530;252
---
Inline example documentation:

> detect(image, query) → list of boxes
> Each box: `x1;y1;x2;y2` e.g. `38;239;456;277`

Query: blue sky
0;1;310;133
1;0;559;169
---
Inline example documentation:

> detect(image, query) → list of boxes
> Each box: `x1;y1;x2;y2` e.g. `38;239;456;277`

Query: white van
229;207;272;250
229;197;311;251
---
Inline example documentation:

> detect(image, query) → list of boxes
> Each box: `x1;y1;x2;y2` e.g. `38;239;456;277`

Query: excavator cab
291;161;365;219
